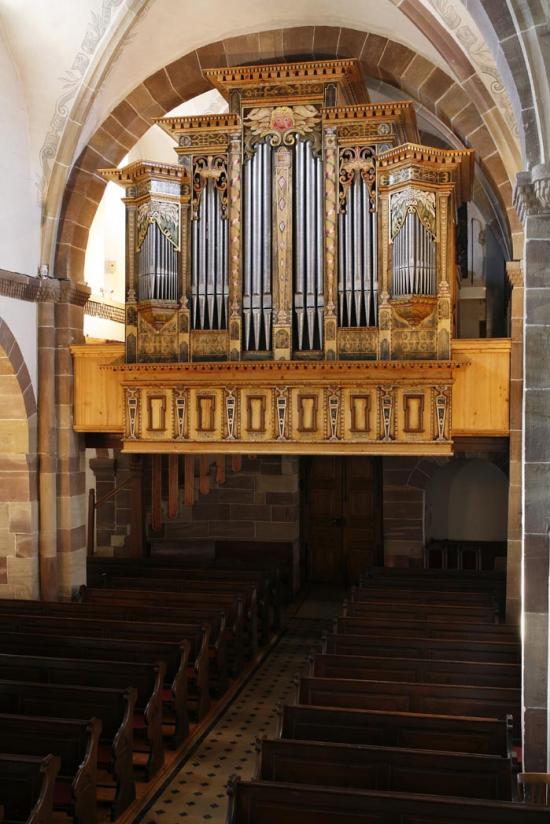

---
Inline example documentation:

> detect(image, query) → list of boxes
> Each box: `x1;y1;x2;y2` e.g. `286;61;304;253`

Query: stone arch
54;25;523;283
0;317;38;598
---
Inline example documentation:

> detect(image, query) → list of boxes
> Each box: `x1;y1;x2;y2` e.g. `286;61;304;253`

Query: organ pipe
242;140;273;351
191;177;229;330
293;138;324;351
338;172;377;327
392;212;436;297
137;223;179;302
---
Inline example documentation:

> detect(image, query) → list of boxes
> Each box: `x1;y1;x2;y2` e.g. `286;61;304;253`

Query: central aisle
140;589;344;823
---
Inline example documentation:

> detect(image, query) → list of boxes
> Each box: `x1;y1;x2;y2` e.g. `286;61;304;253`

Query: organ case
92;59;477;454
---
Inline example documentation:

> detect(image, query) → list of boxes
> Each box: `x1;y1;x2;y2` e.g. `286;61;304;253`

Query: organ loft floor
136;588;344;824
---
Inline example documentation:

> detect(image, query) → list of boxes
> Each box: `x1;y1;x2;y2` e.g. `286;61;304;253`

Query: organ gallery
72;59;509;456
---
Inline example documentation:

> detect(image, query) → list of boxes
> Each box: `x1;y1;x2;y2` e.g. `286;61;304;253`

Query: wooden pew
0;753;60;824
79;586;245;677
0;596;228;698
0;611;210;721
323;631;520;665
342;598;498;624
362;567;506;600
89;556;279;638
226;777;550;824
277;704;513;758
0;714;101;824
296;675;521;738
335;615;518;642
310;652;521;689
0;653;164;779
89;575;259;657
350;585;496;608
256;738;513;800
214;539;294;603
0;679;136;818
0;632;190;746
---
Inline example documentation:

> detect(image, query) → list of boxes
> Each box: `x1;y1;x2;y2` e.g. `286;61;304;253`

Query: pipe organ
92;59;476;455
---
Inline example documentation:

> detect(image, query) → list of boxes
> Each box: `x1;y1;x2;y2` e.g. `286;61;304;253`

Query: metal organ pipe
262;142;272;349
191;175;229;331
392;212;436;297
242;140;273;351
137;223;178;303
293;138;324;351
338;168;377;328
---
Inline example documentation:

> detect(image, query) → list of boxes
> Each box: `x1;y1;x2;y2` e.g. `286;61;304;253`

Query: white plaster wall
0;296;37;394
426;458;509;542
0;27;40;275
84;314;125;341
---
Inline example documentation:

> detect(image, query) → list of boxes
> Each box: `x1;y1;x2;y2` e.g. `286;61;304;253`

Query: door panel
306;457;343;582
305;457;382;584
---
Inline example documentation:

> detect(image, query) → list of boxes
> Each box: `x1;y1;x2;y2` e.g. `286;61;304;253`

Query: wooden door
304;456;382;584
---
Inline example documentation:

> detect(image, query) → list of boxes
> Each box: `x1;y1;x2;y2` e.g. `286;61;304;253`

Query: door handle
330;517;346;527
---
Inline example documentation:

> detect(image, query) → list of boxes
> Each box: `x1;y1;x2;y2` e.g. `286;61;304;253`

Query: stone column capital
514;165;550;222
506;260;524;288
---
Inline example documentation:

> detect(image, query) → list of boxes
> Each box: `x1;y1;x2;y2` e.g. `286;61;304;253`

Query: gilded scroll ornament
136;201;180;251
192;155;228;218
338;146;376;213
243;105;321;158
390;188;436;240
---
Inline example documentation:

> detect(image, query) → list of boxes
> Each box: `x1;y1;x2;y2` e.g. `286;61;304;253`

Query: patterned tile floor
139;589;343;824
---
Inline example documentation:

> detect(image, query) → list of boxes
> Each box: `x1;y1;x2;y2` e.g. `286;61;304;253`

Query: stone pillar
506;261;523;625
37;300;58;600
55;282;89;596
514;164;550;770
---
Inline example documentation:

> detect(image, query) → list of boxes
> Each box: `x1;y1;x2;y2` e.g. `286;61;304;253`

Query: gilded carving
192;155;228;219
390;188;436;240
379;386;394;442
136;200;180;251
173;388;187;440
327;388;341;440
433;385;451;441
274;329;290;349
338;146;376;213
228;133;242;321
125;388;140;440
225;387;237;440
338;329;377;356
243;105;321;159
323;127;338;316
191;331;228;358
275;387;289;440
